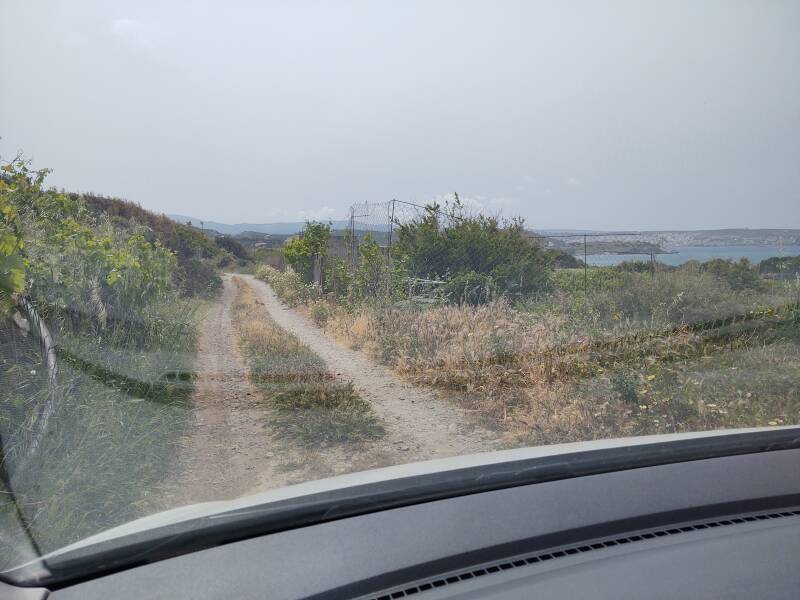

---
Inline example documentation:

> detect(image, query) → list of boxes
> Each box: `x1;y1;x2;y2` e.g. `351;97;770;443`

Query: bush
392;198;552;299
282;221;330;283
0;157;204;554
81;193;226;298
610;371;639;404
700;258;764;291
215;235;251;261
760;255;800;278
310;301;331;326
179;257;223;298
255;265;316;306
444;271;496;305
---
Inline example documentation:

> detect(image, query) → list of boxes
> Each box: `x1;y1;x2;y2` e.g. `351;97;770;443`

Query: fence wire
334;199;674;296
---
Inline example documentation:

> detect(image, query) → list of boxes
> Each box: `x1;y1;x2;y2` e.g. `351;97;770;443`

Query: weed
610;371;639;405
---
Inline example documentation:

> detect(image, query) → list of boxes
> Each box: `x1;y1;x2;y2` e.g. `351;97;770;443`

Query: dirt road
164;274;503;506
162;277;345;506
238;274;504;462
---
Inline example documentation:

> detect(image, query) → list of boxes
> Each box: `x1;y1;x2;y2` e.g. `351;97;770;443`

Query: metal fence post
350;207;356;270
583;234;588;294
387;199;395;296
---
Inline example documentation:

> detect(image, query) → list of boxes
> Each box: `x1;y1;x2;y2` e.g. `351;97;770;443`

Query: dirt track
164;274;503;506
238;274;503;461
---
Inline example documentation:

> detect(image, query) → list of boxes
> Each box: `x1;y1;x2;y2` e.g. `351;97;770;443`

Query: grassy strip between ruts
230;277;383;446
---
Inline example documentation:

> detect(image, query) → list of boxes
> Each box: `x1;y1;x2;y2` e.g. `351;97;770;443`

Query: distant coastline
585;244;800;267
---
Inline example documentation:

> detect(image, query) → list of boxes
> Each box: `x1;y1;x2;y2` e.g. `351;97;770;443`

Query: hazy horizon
2;1;799;230
166;211;800;236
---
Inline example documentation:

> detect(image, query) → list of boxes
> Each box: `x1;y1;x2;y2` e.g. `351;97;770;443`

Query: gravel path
238;274;504;464
163;274;504;507
161;277;343;506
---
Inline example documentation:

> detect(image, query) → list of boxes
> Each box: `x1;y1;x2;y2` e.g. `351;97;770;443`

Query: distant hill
167;215;349;236
167;215;800;249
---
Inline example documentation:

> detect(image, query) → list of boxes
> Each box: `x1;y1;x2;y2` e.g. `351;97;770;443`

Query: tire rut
162;274;504;508
161;277;341;507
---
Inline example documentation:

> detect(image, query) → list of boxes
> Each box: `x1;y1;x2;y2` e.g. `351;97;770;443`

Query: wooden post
313;253;322;288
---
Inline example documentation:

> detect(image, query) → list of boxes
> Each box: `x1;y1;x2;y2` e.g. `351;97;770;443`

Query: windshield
1;0;799;583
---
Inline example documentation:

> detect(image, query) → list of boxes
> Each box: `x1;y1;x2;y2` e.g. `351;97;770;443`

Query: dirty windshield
2;0;800;575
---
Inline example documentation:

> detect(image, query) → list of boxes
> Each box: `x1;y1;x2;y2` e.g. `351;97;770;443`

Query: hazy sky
2;1;798;229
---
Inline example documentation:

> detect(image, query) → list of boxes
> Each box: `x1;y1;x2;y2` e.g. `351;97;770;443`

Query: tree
0;165;25;314
282;221;331;283
1;155;179;327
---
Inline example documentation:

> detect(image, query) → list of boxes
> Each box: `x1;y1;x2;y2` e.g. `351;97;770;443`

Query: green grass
0;298;205;565
571;332;800;436
231;277;383;446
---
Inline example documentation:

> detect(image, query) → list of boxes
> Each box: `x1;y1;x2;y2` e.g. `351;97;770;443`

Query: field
257;259;800;447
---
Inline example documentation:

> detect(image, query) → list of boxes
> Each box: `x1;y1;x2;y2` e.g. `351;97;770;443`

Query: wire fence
335;199;670;295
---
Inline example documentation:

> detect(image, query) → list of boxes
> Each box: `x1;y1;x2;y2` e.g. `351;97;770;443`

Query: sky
1;0;799;230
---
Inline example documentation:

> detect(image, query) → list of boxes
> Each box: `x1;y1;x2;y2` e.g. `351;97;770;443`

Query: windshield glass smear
1;0;799;582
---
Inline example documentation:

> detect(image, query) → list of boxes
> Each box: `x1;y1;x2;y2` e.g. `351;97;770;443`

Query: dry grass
230;277;383;445
324;297;800;444
257;263;800;446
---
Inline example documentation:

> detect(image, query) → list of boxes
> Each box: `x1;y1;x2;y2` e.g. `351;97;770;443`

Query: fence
339;198;670;296
529;231;670;293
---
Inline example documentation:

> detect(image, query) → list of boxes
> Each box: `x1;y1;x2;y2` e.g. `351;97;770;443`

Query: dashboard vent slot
369;509;800;600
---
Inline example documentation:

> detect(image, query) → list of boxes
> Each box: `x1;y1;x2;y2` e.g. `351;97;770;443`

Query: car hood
35;425;798;561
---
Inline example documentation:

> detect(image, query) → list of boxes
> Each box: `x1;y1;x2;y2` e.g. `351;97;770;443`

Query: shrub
255;265;316;306
81;193;226;297
760;255;800;278
282;221;330;283
310;301;331;326
215;235;251;261
444;271;496;305
700;258;764;291
610;371;639;404
179;257;223;298
392;198;552;299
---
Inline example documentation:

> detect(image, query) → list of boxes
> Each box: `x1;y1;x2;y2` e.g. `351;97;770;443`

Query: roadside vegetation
256;203;800;447
80;194;253;295
0;156;215;563
230;277;383;446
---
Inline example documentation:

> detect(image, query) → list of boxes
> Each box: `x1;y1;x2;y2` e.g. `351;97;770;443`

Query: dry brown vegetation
325;302;800;445
257;265;800;446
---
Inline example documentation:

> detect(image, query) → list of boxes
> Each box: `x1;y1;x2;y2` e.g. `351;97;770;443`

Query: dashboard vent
368;509;800;600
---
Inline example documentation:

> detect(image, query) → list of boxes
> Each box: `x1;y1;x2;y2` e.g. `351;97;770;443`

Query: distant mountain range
167;215;349;235
168;215;800;247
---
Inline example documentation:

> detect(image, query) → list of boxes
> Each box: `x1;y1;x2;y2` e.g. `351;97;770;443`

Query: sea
585;245;800;267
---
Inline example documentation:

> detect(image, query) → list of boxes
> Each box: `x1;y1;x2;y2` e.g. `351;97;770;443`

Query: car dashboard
17;439;797;600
